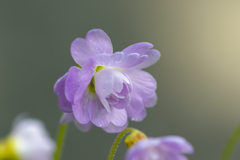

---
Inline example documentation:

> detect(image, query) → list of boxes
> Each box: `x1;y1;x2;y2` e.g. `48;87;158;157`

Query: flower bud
124;129;147;148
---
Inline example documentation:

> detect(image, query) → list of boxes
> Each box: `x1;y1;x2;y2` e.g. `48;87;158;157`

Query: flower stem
108;128;135;160
54;124;68;160
220;122;240;160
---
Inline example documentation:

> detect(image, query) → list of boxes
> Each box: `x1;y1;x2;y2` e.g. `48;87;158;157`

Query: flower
0;117;55;160
125;136;194;160
54;29;160;133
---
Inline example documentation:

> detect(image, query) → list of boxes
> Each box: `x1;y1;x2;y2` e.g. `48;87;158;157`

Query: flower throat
88;66;105;93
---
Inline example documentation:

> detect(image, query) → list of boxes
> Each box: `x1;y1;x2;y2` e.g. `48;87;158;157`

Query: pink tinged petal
74;120;93;132
88;98;127;127
65;66;81;103
59;113;75;124
73;90;91;124
144;92;158;108
122;42;153;55
74;59;95;105
136;49;161;69
159;136;194;154
102;122;128;133
125;69;157;100
85;29;113;55
54;73;72;113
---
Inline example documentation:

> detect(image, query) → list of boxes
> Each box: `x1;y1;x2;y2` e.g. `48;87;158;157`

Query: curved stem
220;122;240;160
108;128;135;160
54;124;68;160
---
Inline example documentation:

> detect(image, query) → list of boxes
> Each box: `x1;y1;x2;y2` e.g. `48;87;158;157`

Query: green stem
54;124;68;160
220;122;240;160
107;128;135;160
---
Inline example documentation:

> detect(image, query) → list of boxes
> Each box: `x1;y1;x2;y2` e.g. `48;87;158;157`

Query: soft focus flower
125;136;194;160
0;118;55;160
54;29;160;133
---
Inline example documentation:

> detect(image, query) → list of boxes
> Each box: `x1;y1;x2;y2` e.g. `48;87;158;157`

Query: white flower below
0;118;55;160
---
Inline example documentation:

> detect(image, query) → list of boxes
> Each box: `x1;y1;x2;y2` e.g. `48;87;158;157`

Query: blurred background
0;1;240;160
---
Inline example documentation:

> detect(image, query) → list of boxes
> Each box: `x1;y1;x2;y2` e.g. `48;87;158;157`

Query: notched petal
70;29;113;66
86;29;113;55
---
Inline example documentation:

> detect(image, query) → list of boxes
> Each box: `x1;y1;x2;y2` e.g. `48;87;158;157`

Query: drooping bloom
125;136;194;160
54;29;160;133
0;118;55;160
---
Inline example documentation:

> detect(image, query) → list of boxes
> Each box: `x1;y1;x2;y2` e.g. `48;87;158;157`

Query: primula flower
125;136;194;160
54;29;160;133
0;118;55;160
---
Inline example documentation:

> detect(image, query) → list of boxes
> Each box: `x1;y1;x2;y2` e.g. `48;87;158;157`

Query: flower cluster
54;29;160;133
52;29;195;160
0;28;195;160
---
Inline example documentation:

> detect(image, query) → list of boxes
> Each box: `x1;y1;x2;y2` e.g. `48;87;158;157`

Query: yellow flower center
0;137;19;160
95;66;105;72
88;66;105;93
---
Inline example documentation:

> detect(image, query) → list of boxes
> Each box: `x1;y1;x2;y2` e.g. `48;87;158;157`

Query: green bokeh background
0;1;240;160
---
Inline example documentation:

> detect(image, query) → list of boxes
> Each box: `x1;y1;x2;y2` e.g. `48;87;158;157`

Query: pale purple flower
126;136;194;160
54;29;160;133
